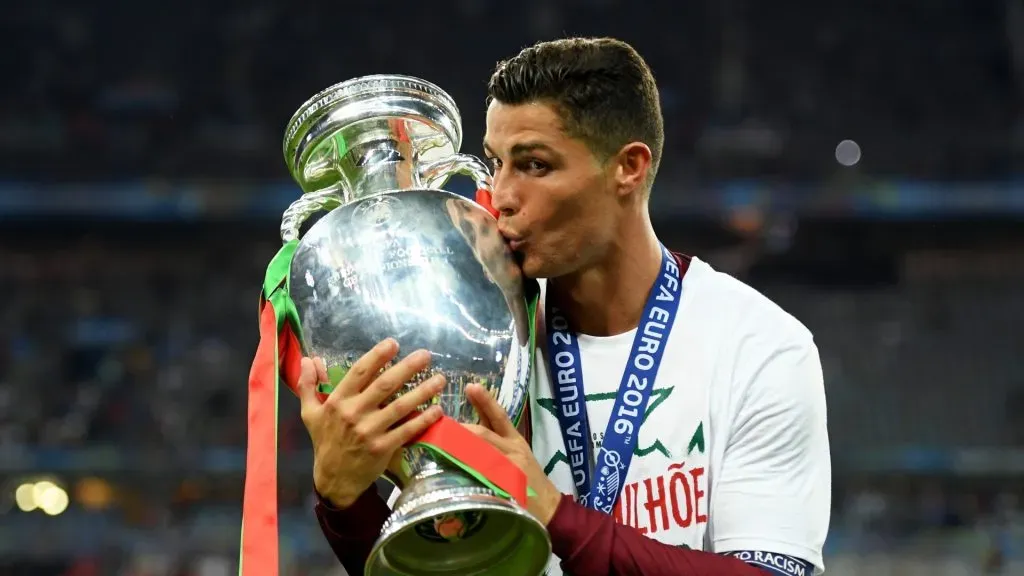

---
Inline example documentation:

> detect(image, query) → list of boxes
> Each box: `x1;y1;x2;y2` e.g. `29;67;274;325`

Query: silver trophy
281;75;551;575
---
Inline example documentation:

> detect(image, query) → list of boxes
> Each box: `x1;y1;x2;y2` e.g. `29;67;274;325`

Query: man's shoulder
681;255;814;347
684;258;827;434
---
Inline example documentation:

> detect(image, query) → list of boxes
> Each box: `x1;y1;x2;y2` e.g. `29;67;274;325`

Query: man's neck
548;218;663;337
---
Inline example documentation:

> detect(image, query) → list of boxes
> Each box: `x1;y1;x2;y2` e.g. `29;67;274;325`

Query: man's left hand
464;383;563;525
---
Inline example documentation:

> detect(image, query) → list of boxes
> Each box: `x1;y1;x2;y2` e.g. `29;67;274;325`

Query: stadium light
14;483;36;512
13;480;70;515
835;139;862;166
35;481;69;516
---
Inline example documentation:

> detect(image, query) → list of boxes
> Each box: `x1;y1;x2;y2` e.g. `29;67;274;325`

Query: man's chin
517;253;548;280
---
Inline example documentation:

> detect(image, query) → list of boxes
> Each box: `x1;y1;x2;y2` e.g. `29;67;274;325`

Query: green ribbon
263;240;302;341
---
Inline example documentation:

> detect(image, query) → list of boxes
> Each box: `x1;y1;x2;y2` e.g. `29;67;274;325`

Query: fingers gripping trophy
240;75;551;576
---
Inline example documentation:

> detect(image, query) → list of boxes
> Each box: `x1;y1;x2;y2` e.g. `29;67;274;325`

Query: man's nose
486;170;519;217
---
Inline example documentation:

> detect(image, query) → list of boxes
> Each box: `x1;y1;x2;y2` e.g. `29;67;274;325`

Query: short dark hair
487;37;664;187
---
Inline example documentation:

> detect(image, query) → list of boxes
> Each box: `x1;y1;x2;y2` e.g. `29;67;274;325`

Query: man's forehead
484;106;568;152
486;99;559;121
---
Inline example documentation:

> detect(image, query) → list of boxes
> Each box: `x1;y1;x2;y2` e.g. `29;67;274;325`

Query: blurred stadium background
1;0;1022;574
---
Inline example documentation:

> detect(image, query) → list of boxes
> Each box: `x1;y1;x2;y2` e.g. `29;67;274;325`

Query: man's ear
612;142;653;197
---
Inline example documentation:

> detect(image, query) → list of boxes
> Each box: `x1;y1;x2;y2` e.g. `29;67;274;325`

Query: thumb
296;357;321;414
466;383;516;437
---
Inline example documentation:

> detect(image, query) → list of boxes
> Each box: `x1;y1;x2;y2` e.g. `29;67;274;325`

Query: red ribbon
414;415;528;506
475;188;499;218
240;300;306;576
240;302;282;576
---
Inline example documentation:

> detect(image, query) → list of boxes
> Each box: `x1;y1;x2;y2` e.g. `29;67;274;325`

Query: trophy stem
366;462;551;576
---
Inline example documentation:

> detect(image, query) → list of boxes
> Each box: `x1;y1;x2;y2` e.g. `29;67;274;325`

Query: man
298;37;831;575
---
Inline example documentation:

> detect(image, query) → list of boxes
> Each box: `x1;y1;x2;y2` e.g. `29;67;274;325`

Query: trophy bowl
280;75;551;576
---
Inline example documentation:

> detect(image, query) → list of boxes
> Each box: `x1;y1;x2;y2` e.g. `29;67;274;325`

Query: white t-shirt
530;256;831;575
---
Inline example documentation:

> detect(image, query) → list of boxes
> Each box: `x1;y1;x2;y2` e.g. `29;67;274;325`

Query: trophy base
365;470;551;576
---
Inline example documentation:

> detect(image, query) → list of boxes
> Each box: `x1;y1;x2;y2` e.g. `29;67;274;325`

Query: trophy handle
280;188;343;242
418;153;494;199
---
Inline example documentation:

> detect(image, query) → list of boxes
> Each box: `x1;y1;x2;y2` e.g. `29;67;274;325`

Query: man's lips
499;226;526;250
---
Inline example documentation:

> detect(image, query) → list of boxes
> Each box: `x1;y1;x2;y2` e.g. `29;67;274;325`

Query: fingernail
411;349;431;363
428;405;443;419
431;375;447;391
377;339;397;353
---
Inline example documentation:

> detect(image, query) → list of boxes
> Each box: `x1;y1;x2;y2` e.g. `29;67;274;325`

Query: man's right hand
298;338;446;509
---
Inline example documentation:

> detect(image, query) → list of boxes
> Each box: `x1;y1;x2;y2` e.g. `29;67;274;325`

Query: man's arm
314;480;393;574
709;333;830;574
544;333;829;576
548;497;776;576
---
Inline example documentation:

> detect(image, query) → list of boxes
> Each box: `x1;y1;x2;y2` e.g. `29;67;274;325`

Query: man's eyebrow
482;141;556;156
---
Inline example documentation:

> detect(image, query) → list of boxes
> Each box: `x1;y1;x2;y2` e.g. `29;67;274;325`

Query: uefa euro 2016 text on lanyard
546;245;684;514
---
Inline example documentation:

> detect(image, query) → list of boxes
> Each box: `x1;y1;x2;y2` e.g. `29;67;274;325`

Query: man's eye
521;160;550;175
487;157;502;170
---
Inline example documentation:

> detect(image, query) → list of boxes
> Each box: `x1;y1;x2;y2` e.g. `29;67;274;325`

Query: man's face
483;101;618;279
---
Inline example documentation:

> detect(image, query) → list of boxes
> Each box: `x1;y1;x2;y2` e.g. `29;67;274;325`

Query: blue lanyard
545;246;684;513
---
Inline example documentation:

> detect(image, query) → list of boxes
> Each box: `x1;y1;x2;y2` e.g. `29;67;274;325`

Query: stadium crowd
0;0;1018;182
